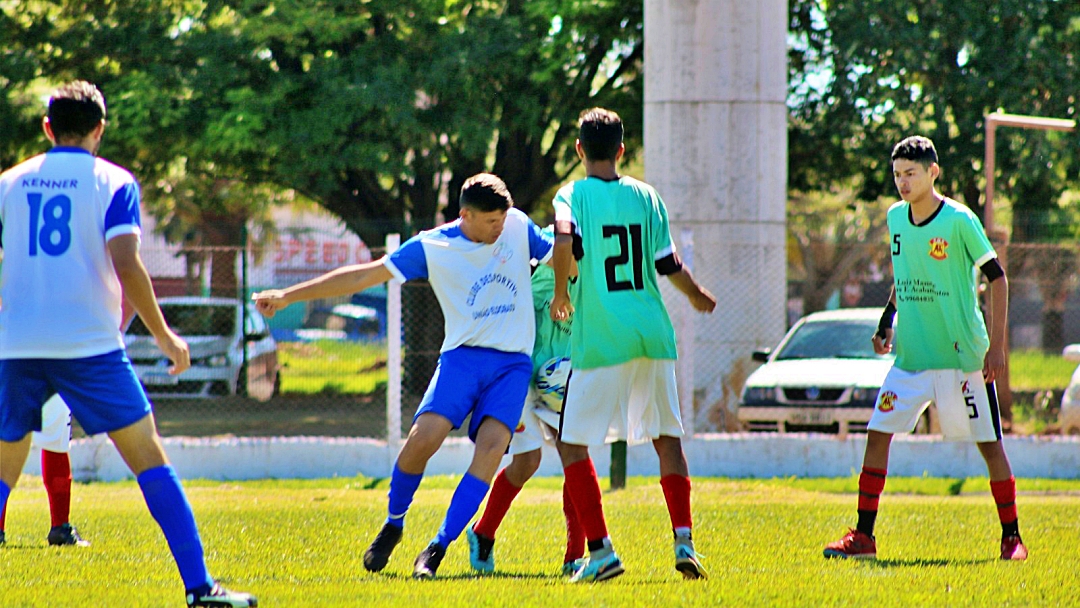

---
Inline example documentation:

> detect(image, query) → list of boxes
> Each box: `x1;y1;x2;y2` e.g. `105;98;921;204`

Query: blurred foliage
0;0;643;248
788;0;1080;242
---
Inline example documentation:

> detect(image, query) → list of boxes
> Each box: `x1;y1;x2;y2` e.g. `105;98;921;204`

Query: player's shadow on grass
866;557;997;568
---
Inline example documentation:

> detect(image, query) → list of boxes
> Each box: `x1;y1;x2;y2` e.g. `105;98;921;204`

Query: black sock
856;509;877;538
1002;520;1020;539
587;539;606;553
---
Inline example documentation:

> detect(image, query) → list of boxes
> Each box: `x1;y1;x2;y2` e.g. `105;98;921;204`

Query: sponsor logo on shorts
877;391;897;412
929;237;948;260
961;380;971;395
515;422;526;433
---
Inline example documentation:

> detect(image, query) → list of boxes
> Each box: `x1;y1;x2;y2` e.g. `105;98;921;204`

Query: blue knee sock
137;465;213;593
434;473;490;548
386;463;423;528
0;480;10;519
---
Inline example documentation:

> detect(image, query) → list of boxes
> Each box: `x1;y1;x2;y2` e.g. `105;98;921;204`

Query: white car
739;308;937;437
1059;344;1080;434
125;296;280;401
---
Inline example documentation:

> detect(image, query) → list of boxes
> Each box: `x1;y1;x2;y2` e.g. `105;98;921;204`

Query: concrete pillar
645;0;788;433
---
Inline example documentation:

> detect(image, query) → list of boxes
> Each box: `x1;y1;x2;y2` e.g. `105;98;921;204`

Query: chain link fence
68;212;1080;440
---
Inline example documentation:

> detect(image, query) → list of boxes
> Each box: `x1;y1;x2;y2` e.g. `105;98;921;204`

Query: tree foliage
789;0;1080;241
0;0;643;248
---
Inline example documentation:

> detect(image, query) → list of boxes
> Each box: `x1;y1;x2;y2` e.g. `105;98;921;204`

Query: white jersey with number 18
0;147;141;359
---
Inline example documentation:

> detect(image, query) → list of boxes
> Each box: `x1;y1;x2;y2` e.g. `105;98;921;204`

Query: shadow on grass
867;557;998;568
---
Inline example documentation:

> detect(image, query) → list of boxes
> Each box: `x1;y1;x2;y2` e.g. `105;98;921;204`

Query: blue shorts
415;346;532;441
0;349;152;440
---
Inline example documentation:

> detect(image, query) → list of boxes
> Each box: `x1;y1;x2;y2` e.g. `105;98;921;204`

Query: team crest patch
492;243;513;263
877;391;897;413
515;421;526;433
928;237;948;260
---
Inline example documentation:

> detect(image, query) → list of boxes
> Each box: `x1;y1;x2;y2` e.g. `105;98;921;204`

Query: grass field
3;475;1076;607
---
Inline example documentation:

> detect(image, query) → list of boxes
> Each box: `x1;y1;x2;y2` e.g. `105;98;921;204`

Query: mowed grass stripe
1;476;1071;606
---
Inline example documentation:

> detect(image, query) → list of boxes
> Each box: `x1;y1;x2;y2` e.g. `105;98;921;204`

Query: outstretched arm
253;258;395;318
666;266;716;313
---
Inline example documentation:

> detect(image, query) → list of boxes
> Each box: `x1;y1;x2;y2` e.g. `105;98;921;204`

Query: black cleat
413;542;446;579
48;523;90;547
186;583;257;607
0;530;5;546
363;522;403;572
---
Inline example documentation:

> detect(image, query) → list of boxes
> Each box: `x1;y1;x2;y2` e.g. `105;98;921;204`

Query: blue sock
137;465;213;593
386;463;423;528
434;473;490;548
1;480;10;520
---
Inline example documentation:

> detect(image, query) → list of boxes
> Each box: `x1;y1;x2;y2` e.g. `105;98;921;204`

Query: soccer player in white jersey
823;135;1026;561
0;395;89;548
466;243;586;576
0;81;257;607
548;108;716;583
254;173;554;579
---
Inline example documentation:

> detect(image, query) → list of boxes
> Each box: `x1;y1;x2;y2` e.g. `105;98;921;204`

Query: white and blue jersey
384;207;553;355
0;147;141;359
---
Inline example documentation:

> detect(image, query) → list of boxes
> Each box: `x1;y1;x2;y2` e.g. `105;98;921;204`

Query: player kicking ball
823;135;1027;562
466;249;587;577
255;173;553;580
0;395;88;548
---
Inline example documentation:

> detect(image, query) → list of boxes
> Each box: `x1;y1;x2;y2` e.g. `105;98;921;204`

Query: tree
1;0;644;294
788;0;1080;230
788;186;890;314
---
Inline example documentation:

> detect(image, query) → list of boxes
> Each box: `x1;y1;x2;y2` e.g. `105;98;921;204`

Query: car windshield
774;319;889;360
127;304;236;337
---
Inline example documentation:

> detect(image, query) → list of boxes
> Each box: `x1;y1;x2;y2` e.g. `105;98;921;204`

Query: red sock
562;481;586;563
472;468;523;539
563;458;608;543
42;450;72;528
660;474;693;530
857;467;887;512
990;477;1018;524
1;501;6;532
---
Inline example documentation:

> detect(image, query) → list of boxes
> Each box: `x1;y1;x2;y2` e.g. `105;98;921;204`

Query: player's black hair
578;107;623;162
891;135;938;168
47;81;107;141
459;173;513;212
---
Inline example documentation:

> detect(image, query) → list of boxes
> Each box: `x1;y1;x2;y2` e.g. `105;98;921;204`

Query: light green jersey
888;197;996;372
552;176;677;369
531;261;573;374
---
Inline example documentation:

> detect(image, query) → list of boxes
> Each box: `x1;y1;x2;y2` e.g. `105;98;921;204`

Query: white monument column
645;0;788;433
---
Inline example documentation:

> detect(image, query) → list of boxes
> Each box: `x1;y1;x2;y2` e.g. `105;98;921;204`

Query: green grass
1007;348;1075;391
3;475;1076;606
277;340;389;394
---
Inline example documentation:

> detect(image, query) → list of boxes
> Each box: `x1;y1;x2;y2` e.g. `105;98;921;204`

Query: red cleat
823;528;877;559
1001;535;1028;561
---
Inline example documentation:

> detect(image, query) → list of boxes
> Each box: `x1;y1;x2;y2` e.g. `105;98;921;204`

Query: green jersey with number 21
552;176;678;370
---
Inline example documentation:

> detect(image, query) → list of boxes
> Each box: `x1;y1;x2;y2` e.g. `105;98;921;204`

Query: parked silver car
125;297;280;401
739;308;937;437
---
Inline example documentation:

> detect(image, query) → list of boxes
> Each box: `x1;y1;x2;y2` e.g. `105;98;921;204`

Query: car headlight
192;355;230;367
741;386;778;405
850;387;879;404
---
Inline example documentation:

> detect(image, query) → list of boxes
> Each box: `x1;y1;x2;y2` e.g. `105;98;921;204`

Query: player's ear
929;162;941;180
42;117;56;144
615;143;625;162
574;139;585;161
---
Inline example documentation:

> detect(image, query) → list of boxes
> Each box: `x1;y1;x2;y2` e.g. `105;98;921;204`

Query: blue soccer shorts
415;345;532;441
0;349;152;441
